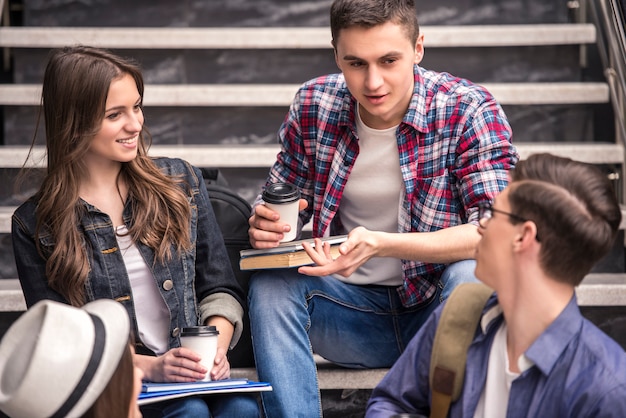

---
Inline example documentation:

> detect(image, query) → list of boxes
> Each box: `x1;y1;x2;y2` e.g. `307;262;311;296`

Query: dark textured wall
21;0;570;27
0;4;619;266
3;0;612;199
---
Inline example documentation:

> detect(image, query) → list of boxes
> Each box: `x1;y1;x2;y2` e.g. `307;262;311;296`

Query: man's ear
514;221;539;250
414;33;425;64
332;41;341;70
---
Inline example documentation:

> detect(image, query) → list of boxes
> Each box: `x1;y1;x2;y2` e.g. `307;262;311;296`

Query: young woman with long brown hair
11;45;259;418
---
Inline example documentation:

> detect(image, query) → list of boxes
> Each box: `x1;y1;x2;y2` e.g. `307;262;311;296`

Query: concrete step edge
231;366;389;390
0;142;622;169
0;143;623;230
0;24;596;49
0;82;610;106
1;274;625;313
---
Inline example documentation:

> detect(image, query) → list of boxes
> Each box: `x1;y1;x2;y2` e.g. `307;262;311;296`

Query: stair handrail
1;0;7;72
588;0;626;151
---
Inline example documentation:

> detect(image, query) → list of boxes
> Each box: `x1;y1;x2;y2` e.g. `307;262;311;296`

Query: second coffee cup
262;182;301;242
179;325;220;381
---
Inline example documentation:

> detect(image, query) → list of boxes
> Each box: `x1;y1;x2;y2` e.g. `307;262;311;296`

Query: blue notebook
142;378;249;393
139;379;272;405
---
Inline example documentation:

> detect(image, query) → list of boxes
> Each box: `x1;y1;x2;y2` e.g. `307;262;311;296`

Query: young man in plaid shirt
247;0;518;416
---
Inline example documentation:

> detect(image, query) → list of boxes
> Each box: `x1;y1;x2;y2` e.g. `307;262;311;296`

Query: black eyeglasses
478;202;540;241
478;202;528;225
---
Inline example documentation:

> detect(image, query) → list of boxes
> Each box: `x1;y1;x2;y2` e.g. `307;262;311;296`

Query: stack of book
239;235;348;270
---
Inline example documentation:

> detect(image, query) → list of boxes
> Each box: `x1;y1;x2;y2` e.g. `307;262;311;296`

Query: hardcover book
239;235;348;270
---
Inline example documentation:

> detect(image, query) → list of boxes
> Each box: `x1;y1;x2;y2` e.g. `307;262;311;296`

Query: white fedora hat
0;298;130;418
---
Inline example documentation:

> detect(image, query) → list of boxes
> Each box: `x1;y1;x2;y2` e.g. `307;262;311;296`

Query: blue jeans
248;260;477;418
140;393;260;417
141;397;210;418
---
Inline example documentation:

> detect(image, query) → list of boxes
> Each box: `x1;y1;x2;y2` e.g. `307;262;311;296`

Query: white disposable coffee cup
179;326;220;381
262;182;301;242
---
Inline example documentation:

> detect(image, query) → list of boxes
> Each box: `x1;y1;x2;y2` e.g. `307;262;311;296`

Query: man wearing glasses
367;153;626;417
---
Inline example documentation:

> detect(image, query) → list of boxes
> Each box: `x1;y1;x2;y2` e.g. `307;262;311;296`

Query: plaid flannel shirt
261;65;518;307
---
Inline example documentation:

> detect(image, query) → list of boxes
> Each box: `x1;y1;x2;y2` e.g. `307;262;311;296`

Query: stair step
1;274;624;312
515;142;625;164
0;280;25;312
1;142;622;232
0;142;621;169
231;362;389;390
0;82;609;107
2;270;623;391
3;204;625;232
3;271;624;391
0;24;596;49
1;142;623;231
579;273;626;306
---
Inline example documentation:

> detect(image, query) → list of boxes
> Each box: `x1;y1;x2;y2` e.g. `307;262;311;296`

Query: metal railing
587;0;626;202
589;0;626;149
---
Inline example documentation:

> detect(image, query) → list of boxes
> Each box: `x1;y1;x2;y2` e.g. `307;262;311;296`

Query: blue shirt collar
479;294;582;375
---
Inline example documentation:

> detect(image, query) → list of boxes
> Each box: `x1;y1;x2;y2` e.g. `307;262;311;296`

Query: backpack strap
429;282;493;418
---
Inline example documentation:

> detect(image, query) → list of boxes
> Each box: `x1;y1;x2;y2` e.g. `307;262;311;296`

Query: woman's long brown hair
30;46;192;306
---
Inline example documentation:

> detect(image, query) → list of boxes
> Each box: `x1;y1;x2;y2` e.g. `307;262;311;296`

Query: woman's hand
134;348;207;382
210;347;231;380
204;316;235;380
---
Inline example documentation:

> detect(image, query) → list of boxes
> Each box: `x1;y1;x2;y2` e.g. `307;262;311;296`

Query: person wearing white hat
0;298;143;418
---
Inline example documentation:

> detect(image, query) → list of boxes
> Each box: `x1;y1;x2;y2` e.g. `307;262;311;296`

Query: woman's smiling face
84;73;144;168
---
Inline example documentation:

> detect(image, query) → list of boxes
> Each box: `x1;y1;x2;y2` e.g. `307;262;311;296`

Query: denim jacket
12;157;245;354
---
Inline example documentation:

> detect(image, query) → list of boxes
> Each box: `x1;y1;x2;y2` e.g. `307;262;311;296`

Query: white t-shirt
116;225;170;355
474;320;534;418
335;105;403;286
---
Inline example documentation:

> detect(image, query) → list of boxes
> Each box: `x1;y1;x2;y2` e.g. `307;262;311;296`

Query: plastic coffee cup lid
262;183;300;204
180;325;220;336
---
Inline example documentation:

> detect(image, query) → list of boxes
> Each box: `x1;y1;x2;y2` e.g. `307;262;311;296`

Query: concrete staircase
1;0;625;415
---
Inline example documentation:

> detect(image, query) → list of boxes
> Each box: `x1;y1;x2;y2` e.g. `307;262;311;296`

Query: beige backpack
429;282;493;418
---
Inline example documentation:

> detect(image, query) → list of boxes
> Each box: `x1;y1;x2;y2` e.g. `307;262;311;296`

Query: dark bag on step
202;168;255;368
